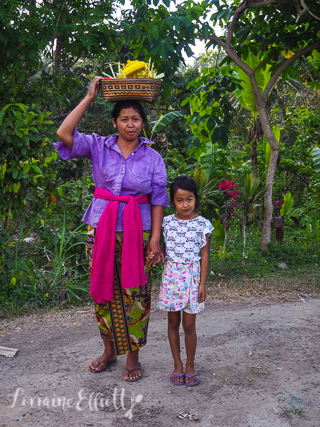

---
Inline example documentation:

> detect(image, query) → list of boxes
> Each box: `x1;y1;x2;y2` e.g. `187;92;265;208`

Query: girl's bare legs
182;312;198;384
168;311;184;383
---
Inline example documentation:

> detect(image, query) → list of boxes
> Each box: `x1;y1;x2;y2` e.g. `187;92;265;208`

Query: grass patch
206;267;320;301
206;232;320;300
210;238;320;278
279;406;305;418
0;216;91;319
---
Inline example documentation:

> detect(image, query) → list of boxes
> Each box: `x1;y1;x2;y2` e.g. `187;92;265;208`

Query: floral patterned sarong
157;260;204;314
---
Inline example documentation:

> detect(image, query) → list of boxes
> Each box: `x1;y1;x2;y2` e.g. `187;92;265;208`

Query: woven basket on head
100;78;162;104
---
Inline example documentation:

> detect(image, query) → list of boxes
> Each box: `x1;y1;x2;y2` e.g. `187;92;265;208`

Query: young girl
157;175;213;386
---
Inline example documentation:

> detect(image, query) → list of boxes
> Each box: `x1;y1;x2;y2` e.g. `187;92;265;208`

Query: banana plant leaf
280;192;293;216
312;147;320;174
151;111;183;136
236;52;271;116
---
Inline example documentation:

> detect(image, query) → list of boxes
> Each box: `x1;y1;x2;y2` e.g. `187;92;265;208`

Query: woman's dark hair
111;100;147;123
170;175;199;210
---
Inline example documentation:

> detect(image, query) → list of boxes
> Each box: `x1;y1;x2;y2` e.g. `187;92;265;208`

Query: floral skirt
86;227;152;356
157;260;204;314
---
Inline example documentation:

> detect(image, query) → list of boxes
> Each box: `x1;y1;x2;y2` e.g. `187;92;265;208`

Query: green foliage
1;0;320;314
193;166;219;206
239;173;268;207
210;224;320;278
0;213;90;317
234;52;271;120
182;65;241;156
303;212;320;242
280;193;294;216
238;173;268;235
212;216;225;248
128;0;205;94
0;103;56;223
0;0;121;97
278;102;320;201
150;111;183;139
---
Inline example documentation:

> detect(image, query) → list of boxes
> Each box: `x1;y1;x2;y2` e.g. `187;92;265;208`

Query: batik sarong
86;227;152;356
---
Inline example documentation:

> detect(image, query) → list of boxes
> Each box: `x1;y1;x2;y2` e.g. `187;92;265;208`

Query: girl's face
112;107;144;142
173;188;196;220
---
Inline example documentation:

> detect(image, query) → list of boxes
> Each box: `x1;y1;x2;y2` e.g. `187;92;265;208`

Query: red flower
273;200;284;208
219;179;239;199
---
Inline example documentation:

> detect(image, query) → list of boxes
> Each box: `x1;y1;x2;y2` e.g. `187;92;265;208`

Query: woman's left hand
146;239;163;267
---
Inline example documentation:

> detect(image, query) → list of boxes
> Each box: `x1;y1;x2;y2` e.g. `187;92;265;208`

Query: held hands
146;239;164;267
198;284;206;303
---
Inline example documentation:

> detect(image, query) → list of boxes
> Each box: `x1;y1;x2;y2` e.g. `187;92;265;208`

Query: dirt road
1;296;320;426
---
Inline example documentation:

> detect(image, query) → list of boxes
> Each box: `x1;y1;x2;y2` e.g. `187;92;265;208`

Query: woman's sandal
123;362;142;382
89;358;116;373
170;372;185;386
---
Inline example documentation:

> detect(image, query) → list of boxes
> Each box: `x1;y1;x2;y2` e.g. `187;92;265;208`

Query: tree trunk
261;149;278;250
54;35;63;116
221;230;228;260
249;78;279;251
54;35;62;75
258;111;279;251
243;224;246;258
246;118;263;181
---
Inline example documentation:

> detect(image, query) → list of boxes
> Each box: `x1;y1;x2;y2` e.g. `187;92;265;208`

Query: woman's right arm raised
56;76;102;149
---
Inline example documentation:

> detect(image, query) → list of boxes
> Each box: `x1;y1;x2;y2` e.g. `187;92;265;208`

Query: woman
55;76;169;381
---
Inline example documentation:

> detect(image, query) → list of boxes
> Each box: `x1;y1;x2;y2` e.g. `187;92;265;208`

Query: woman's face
112;107;144;142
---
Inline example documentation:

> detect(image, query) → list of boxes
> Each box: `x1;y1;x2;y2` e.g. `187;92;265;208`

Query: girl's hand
198;284;206;303
146;238;163;267
87;76;102;100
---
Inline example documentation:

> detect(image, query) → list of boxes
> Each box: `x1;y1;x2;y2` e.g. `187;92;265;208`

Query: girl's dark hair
170;175;199;210
111;100;147;123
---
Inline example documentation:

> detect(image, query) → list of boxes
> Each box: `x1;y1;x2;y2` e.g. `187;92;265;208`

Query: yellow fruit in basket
122;60;146;77
106;59;164;80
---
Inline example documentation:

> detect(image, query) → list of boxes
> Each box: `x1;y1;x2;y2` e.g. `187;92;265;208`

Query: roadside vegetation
1;0;320;317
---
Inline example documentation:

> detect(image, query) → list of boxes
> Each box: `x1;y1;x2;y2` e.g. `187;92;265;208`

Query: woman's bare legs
90;341;141;380
168;311;184;383
182;312;198;384
124;349;141;380
89;340;117;372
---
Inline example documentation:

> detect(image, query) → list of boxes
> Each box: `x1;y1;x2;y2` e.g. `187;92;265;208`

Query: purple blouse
54;128;170;231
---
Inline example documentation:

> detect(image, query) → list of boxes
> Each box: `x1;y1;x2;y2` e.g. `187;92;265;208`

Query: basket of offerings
100;60;163;104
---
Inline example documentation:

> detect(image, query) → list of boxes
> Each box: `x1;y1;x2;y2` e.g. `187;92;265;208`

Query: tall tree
0;0;123;108
130;0;320;250
0;0;126;230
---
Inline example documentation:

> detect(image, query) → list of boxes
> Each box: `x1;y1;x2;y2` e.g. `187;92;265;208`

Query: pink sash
90;188;148;303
